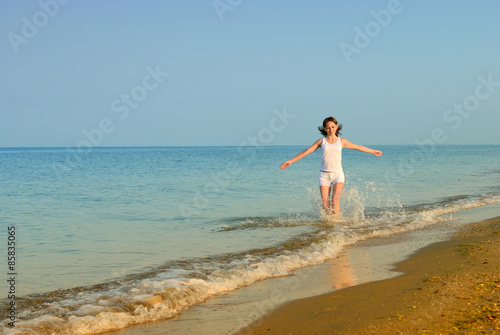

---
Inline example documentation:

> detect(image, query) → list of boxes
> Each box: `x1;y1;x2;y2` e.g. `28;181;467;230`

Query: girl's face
324;121;338;136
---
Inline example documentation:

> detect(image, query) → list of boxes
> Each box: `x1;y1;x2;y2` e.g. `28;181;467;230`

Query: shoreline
243;216;500;334
99;207;500;335
101;219;458;335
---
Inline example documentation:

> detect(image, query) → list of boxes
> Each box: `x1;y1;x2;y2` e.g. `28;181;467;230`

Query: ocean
1;145;500;334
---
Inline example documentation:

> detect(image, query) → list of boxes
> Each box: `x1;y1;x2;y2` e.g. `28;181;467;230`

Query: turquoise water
1;145;500;334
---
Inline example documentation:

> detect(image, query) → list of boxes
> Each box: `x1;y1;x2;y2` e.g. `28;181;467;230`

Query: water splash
307;187;366;224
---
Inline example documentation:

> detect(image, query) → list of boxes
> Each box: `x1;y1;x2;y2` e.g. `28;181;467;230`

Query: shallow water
1;145;499;334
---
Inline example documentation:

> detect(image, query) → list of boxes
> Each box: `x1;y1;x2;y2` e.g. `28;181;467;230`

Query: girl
280;117;382;215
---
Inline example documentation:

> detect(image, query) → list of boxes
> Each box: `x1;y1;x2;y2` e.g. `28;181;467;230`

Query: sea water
1;145;499;334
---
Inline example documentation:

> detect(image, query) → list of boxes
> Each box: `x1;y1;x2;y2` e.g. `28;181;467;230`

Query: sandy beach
242;216;500;334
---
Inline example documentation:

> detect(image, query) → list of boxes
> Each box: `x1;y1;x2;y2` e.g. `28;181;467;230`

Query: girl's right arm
280;139;322;169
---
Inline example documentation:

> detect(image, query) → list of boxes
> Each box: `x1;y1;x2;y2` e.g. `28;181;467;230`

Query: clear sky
1;0;499;147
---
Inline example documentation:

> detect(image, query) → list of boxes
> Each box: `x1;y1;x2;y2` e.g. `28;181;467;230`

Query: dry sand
242;217;500;335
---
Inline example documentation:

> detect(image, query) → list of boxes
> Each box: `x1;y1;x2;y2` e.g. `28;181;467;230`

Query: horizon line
1;143;499;149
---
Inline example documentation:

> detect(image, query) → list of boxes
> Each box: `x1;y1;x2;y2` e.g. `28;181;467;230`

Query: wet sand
242;217;500;334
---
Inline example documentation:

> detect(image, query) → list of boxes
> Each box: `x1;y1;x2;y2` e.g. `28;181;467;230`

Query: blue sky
1;0;499;147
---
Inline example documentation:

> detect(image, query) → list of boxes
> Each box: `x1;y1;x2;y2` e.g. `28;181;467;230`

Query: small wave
215;213;318;232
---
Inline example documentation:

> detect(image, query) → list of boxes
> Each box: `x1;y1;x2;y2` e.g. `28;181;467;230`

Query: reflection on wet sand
328;247;373;289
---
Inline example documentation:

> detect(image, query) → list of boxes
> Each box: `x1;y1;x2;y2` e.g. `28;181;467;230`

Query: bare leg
331;182;344;215
320;186;332;213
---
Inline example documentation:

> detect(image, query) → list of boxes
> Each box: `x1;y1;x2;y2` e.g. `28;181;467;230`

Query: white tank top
320;137;342;172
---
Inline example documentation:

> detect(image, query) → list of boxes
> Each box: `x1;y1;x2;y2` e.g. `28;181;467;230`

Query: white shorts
319;170;345;187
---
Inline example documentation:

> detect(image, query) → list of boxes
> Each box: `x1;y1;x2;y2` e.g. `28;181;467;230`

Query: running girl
280;117;382;215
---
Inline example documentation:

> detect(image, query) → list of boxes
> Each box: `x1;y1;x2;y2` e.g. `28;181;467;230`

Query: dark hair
318;117;342;137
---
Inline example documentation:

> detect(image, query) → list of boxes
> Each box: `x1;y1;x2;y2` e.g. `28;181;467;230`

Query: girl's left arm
341;138;383;156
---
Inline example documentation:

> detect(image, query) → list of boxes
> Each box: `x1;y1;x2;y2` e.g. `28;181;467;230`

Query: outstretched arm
341;138;382;156
280;139;322;169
